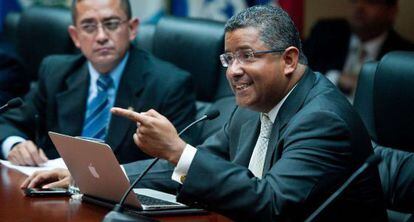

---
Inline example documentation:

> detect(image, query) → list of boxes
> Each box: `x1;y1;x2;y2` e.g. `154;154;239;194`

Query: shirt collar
264;84;297;124
87;52;130;89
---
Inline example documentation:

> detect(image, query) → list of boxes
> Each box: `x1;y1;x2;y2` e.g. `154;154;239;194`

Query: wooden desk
0;164;231;222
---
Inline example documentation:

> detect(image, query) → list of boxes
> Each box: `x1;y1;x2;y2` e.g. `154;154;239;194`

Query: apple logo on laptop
88;163;100;179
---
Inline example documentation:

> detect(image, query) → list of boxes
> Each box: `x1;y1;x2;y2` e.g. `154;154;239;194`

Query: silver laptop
48;131;188;211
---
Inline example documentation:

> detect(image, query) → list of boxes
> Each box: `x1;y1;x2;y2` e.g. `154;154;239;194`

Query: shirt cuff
171;144;197;184
2;136;26;159
120;165;129;181
325;70;341;86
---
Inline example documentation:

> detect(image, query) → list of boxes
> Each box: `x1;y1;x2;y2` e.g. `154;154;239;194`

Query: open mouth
234;82;253;92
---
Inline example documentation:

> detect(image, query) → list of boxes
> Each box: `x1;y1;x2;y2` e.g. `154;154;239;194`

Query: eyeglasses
79;19;128;35
219;48;285;67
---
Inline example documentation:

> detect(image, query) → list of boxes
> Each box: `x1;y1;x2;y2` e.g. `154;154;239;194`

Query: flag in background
172;0;247;22
277;0;304;33
171;0;304;32
130;0;168;24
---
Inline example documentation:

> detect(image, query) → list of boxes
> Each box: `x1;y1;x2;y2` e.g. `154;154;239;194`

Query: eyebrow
79;16;123;24
102;16;123;22
79;18;96;24
224;46;253;53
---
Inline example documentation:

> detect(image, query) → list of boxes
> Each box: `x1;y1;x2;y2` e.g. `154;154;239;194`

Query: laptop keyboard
137;194;180;206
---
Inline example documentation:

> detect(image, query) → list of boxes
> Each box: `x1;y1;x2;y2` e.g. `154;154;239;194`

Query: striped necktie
82;75;113;140
248;114;273;178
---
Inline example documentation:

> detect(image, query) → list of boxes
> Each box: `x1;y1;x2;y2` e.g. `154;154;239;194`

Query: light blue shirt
1;52;130;158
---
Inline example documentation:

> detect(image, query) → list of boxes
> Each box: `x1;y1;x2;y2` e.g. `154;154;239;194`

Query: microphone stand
103;111;219;222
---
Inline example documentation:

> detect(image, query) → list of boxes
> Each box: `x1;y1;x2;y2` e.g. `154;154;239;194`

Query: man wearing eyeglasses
0;0;196;166
21;5;387;221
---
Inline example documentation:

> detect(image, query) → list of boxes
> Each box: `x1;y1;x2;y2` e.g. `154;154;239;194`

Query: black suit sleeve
0;49;29;105
375;144;414;212
176;110;357;221
0;57;50;159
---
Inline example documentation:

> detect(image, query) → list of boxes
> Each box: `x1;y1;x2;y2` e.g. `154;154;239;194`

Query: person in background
304;0;414;101
22;5;387;221
0;0;196;166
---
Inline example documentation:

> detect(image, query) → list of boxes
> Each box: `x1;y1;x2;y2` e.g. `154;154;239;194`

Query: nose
95;25;109;44
226;59;244;79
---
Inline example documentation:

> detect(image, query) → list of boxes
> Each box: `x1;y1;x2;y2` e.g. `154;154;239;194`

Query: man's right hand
8;140;48;166
20;168;71;189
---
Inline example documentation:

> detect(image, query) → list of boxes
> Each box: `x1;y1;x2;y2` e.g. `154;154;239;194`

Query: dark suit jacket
304;19;414;73
374;142;414;213
0;48;29;105
126;69;387;221
0;46;196;164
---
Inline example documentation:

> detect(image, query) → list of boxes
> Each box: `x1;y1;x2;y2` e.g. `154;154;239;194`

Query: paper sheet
0;158;67;176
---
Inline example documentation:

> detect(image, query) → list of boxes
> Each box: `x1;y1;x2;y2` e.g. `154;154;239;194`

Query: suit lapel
106;48;146;150
233;115;260;166
263;120;280;173
263;69;316;173
55;62;89;136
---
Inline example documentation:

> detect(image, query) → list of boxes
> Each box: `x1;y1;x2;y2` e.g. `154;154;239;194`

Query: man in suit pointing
112;5;387;221
22;5;387;221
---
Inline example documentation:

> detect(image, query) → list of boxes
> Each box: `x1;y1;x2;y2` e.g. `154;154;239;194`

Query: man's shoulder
291;72;374;156
38;54;85;82
383;29;414;52
42;54;84;67
305;72;350;110
293;72;361;128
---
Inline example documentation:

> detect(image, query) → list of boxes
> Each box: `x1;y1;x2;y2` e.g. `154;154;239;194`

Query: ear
128;18;140;41
281;46;299;76
68;25;81;48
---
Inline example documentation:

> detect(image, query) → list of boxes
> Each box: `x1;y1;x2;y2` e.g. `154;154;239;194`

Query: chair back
152;16;230;102
354;51;414;217
17;7;76;81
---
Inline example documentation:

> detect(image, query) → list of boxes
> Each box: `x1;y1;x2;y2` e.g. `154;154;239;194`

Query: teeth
235;84;249;90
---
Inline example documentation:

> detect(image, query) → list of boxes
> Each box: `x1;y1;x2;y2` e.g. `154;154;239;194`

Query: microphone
0;97;23;114
103;110;221;222
305;154;382;222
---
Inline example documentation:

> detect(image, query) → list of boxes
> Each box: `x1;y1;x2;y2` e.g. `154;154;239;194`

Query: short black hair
225;5;307;64
71;0;132;24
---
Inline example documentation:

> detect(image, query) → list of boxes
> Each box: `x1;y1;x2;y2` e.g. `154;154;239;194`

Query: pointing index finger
111;107;146;124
